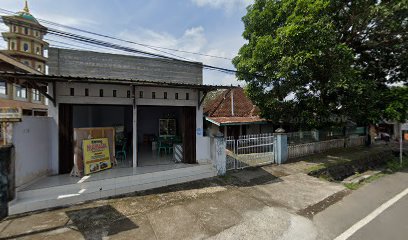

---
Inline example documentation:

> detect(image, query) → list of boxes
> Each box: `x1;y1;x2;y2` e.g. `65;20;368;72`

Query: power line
0;17;242;76
0;7;234;61
0;13;258;78
46;38;120;53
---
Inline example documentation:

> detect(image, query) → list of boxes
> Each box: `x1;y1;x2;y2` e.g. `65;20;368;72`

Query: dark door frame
58;103;73;174
58;104;134;174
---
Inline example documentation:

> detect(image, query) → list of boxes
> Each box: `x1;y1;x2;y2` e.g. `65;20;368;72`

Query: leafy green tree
383;86;408;123
233;0;408;129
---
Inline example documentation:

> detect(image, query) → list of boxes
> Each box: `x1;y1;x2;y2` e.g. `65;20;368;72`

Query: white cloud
118;26;243;86
191;0;253;12
38;13;98;28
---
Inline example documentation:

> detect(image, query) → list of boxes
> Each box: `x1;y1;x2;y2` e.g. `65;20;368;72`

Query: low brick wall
0;145;14;219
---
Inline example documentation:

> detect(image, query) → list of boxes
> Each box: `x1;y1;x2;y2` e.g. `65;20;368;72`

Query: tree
233;0;408;129
383;86;408;123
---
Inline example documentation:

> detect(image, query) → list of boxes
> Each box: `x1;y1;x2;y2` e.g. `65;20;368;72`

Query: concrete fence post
274;129;288;165
312;129;319;142
211;136;227;176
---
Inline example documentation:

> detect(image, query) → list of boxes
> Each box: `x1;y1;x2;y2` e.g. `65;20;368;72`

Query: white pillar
133;105;137;168
212;136;226;176
274;132;288;165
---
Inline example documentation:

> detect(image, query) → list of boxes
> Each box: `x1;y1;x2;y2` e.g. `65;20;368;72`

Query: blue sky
0;0;254;85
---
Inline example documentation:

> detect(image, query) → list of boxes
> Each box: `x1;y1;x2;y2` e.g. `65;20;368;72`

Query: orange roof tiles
204;87;268;125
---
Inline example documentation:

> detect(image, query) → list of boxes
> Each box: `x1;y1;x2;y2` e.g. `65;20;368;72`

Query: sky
0;0;254;85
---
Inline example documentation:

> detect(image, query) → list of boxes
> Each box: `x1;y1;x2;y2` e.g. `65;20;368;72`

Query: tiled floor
19;145;185;193
21;163;192;191
138;144;175;167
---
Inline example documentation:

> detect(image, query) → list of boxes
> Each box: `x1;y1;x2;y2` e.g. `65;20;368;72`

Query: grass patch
386;157;408;172
306;158;351;174
343;157;408;190
306;164;326;173
343;182;360;190
344;173;386;190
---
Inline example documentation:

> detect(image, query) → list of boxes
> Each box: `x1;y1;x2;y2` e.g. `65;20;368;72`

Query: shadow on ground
66;205;138;240
132;167;283;199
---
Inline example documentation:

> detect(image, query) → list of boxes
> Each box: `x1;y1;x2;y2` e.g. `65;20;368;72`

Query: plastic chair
116;141;127;163
167;137;175;154
157;138;168;156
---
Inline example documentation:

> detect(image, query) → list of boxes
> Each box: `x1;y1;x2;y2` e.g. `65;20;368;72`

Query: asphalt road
348;194;408;240
314;170;408;240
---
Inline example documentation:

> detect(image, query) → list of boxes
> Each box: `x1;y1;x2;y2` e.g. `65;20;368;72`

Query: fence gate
226;134;275;170
226;139;236;171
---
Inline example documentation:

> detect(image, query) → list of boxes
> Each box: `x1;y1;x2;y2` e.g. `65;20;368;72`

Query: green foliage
386;157;408;172
233;0;408;128
383;86;408;123
344;173;385;190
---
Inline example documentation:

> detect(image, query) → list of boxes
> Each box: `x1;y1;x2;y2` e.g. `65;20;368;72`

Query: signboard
82;138;112;175
0;107;22;122
402;123;408;131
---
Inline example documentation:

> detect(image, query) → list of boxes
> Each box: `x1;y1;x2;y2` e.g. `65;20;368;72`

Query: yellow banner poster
83;138;112;175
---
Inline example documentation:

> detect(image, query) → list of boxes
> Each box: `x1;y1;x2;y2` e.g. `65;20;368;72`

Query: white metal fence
238;133;273;139
226;132;367;169
225;135;275;170
226;139;236;170
288;139;346;159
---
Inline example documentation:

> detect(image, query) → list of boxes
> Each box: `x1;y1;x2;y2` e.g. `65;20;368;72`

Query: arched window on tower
24;27;29;35
36;47;40;55
11;42;15;50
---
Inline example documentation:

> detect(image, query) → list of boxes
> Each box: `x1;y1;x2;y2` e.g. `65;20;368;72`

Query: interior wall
72;105;133;149
73;105;130;128
137;106;182;143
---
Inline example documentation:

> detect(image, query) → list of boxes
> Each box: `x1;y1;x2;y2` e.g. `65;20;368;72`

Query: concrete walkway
2;144;399;240
0;162;346;240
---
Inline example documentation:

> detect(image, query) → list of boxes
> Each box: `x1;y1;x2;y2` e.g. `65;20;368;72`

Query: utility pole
401;123;403;166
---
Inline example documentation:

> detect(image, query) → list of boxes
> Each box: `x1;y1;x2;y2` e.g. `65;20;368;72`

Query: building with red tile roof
204;87;274;138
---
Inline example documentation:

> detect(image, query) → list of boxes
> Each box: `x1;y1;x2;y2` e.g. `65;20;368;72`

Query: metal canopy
0;71;236;108
0;71;235;91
